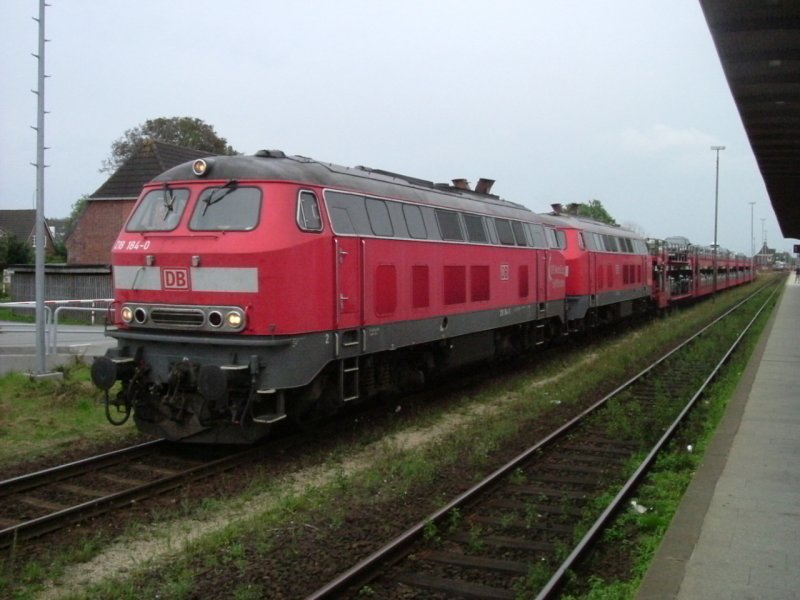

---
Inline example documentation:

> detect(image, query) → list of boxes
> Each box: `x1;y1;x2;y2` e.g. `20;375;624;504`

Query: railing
0;298;112;354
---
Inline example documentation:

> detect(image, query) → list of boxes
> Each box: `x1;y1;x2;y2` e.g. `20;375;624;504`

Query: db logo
162;268;190;290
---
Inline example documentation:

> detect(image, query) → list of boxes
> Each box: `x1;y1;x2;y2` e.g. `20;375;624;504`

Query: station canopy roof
700;0;800;239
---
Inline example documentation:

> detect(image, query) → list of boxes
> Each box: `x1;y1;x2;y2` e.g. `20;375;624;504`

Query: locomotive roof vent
255;149;287;159
452;178;471;190
475;178;495;195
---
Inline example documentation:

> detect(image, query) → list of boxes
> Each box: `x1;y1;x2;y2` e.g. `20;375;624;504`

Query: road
0;320;115;376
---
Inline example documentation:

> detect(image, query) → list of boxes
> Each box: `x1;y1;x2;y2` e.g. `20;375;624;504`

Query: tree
0;234;34;267
64;196;88;234
0;233;7;270
565;199;618;226
101;117;238;173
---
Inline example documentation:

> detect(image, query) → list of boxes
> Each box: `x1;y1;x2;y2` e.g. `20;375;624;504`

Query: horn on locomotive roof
452;178;471;190
255;149;287;158
475;178;495;195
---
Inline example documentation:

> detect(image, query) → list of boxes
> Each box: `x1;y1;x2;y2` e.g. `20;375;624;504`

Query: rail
0;439;263;550
305;279;779;599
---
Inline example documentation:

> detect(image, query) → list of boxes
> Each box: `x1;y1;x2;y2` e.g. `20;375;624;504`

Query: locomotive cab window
297;191;323;232
127;187;190;232
190;185;261;231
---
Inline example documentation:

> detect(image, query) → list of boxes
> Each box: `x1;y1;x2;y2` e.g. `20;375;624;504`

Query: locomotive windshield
189;185;261;231
127;187;190;231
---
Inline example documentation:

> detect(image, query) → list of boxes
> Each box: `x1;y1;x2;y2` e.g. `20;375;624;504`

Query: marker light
226;311;243;329
121;306;133;323
192;159;209;176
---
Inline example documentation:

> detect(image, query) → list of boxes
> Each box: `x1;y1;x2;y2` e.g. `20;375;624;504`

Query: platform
637;275;800;600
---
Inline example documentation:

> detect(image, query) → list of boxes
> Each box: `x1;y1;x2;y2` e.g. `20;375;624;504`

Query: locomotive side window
436;209;464;241
127;188;190;232
511;221;528;246
297;191;323;232
528;224;547;248
463;214;488;243
325;191;371;235
495;219;516;245
190;186;261;231
555;230;567;249
602;235;618;252
366;198;394;237
486;220;499;245
403;204;428;239
545;227;559;249
386;202;411;238
421;207;442;241
329;207;356;234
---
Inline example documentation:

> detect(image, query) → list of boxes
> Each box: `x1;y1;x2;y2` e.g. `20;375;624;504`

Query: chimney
475;178;495;195
551;203;563;214
452;178;471;190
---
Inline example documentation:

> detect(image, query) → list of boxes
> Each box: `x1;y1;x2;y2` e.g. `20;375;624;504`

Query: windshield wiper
202;180;238;216
161;184;176;221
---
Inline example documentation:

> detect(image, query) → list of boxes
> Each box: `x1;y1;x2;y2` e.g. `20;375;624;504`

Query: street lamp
711;145;725;298
748;201;756;259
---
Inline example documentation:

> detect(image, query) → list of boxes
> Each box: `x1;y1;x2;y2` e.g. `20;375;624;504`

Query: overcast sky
1;1;796;255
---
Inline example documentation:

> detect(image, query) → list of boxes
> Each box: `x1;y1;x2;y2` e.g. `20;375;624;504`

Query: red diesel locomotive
93;151;572;442
91;151;753;443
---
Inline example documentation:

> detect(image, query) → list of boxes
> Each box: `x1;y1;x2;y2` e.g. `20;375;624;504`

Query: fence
6;265;112;322
0;298;112;354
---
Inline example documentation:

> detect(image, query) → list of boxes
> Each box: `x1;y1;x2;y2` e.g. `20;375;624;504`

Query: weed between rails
559;281;780;600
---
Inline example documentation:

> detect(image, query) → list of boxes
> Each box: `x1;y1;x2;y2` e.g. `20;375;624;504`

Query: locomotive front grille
119;303;246;332
150;307;206;328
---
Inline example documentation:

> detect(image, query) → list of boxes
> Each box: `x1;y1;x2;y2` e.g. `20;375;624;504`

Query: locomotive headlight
121;306;133;323
226;310;244;329
192;158;209;177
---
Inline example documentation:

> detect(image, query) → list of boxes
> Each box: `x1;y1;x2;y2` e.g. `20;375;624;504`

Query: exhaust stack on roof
475;178;495;195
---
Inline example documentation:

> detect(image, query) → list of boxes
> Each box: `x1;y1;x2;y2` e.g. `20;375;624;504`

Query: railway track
306;281;780;599
0;438;259;550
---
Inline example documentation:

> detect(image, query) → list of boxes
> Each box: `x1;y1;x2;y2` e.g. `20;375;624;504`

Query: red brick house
66;141;210;264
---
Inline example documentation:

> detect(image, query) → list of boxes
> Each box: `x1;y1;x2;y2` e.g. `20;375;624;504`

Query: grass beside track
0;362;136;468
560;278;781;599
0;274;781;599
